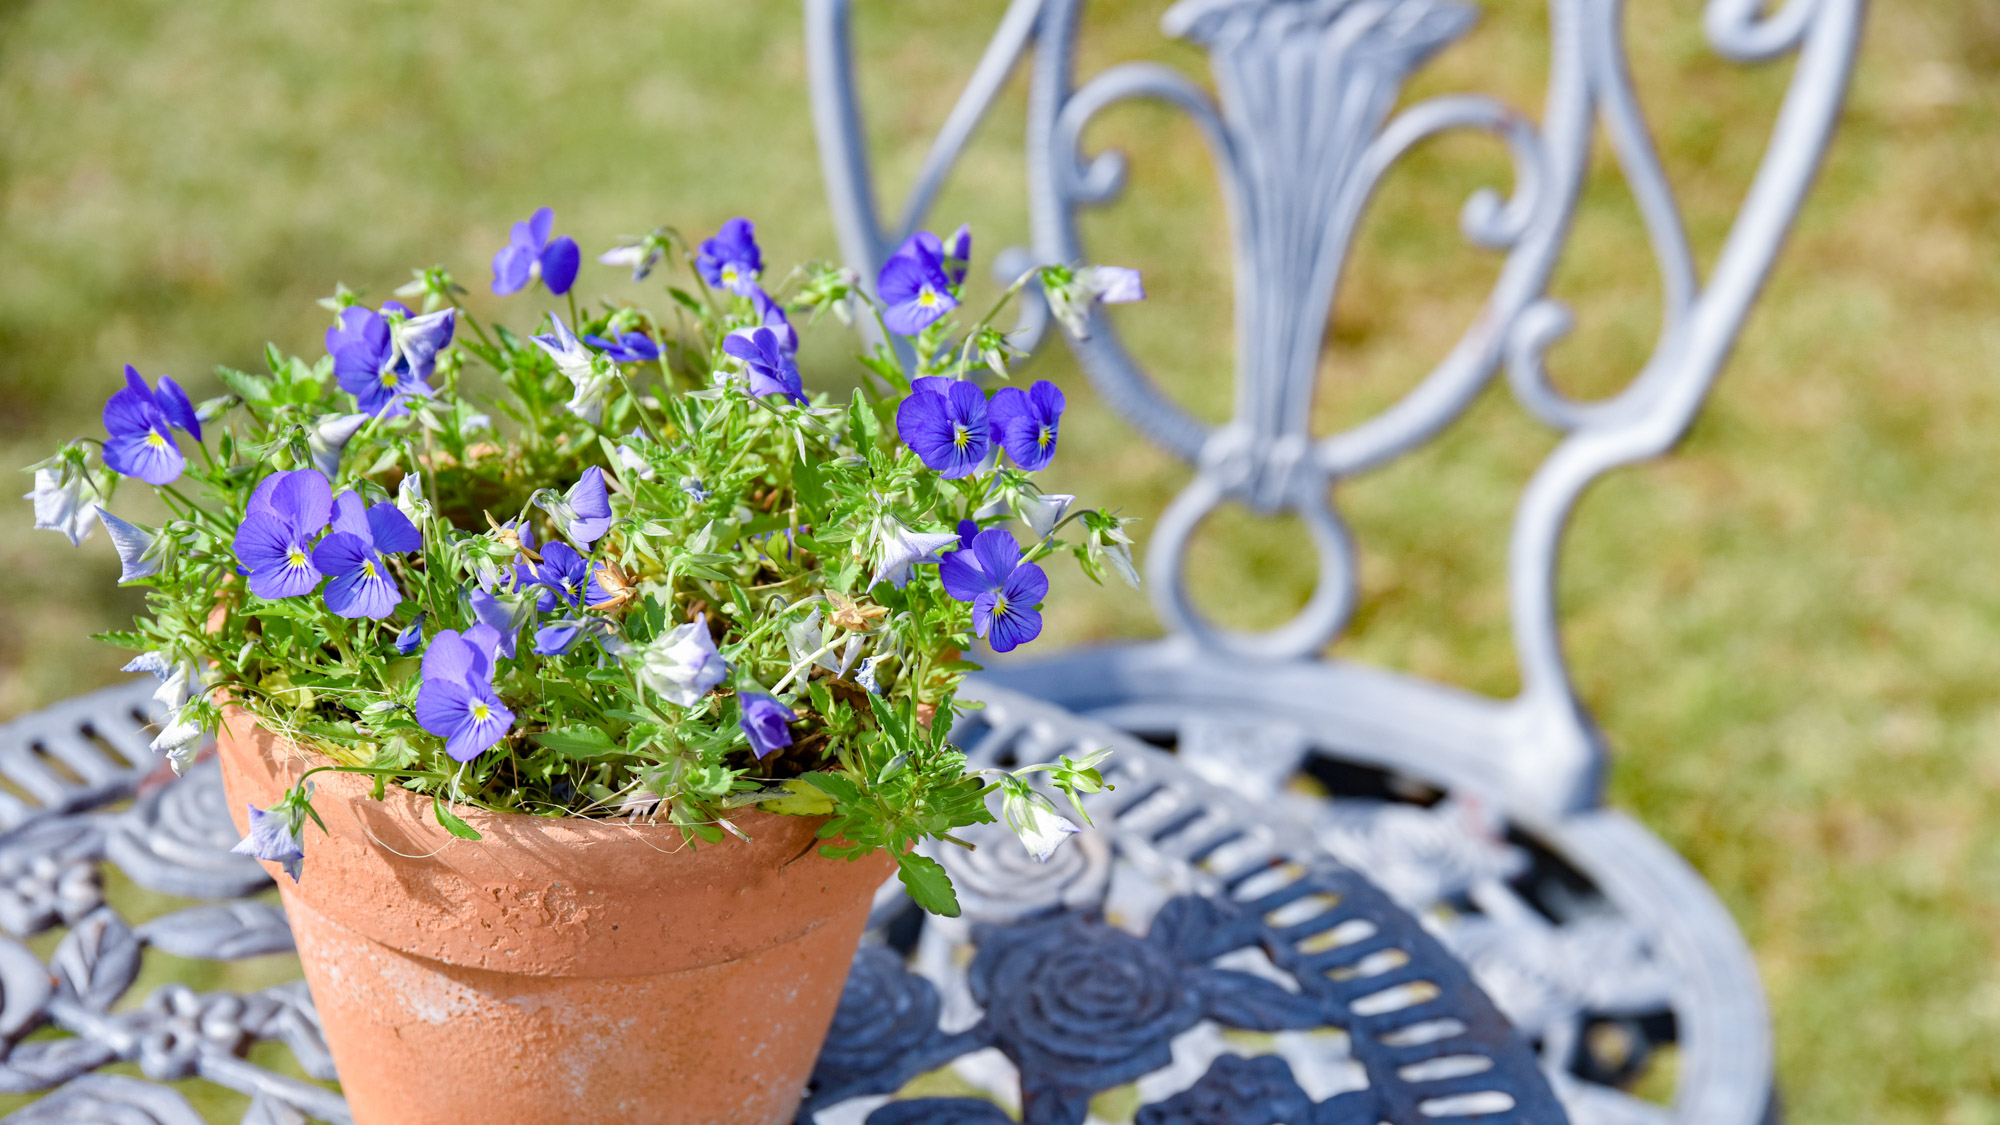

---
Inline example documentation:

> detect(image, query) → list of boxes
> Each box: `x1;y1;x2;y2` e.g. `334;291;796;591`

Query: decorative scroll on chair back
808;0;1863;813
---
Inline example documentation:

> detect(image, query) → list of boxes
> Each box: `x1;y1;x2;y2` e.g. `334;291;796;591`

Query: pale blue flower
1001;780;1080;861
307;413;371;480
97;509;164;583
633;614;728;707
25;463;100;547
231;803;305;882
1016;491;1075;541
871;517;960;590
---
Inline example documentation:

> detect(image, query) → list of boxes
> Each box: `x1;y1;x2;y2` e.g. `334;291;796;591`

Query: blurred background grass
0;0;1995;1121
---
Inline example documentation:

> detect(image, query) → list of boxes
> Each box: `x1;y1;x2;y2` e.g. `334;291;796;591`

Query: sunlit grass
1;1;1995;1121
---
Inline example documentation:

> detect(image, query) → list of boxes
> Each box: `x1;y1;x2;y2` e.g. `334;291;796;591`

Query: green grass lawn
3;1;1997;1120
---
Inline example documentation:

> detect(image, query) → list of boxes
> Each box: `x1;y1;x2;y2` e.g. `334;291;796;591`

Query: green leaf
433;797;482;840
759;777;837;816
895;852;960;917
532;726;620;759
793;451;826;510
847;388;880;449
214;366;273;405
802;770;864;805
686;763;737;797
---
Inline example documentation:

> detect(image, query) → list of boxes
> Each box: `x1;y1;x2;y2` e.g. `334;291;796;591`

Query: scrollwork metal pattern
805;685;1565;1124
806;0;1863;813
0;681;345;1124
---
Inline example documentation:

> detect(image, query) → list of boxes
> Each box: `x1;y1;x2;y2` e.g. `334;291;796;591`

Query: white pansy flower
871;517;960;590
633;614;729;707
307;413;370;480
1001;782;1081;862
530;314;614;425
395;473;431;524
96;510;165;583
1045;264;1146;339
1015;491;1075;541
149;718;205;774
25;464;100;547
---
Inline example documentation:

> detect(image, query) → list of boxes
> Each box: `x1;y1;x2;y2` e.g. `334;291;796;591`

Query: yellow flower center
362;559;379;578
145;431;169;450
471;702;490;721
381;370;399;388
1037;426;1052;448
917;287;939;308
991;593;1009;616
721;266;740;287
286;548;307;568
952;425;970;450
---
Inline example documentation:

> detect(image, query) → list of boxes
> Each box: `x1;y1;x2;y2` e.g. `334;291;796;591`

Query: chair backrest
807;0;1864;814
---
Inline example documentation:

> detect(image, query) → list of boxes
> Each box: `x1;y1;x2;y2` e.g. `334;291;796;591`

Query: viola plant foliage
22;210;1143;916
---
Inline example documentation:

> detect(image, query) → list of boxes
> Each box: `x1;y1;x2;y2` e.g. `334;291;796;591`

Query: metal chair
807;1;1864;1122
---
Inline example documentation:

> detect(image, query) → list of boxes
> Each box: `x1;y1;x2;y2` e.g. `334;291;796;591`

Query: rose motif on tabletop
805;943;993;1117
1132;1054;1315;1125
813;945;946;1089
970;915;1204;1100
966;900;1332;1124
929;816;1110;925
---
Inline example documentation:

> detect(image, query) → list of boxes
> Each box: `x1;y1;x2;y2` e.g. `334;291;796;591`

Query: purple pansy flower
988;379;1065;471
581;331;661;365
467;588;532;659
896;377;989;479
415;625;515;761
394;612;426;656
723;326;806;404
103;366;199;485
491;207;581;296
750;287;799;355
738;692;796;759
533;622;583;656
515;541;589;612
942;224;971;286
696;217;763;297
877;232;959;336
230;804;305;883
326;303;456;418
535;616;633;660
534;466;612;546
312;490;422;619
233;469;334;600
939;528;1048;653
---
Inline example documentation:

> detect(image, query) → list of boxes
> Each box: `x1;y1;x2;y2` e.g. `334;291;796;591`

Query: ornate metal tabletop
0;678;1565;1124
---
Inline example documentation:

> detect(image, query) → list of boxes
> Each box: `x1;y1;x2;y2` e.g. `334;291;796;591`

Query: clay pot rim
219;701;808;847
219;706;891;978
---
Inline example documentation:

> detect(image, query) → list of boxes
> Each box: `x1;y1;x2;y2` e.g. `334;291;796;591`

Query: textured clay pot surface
218;707;892;1125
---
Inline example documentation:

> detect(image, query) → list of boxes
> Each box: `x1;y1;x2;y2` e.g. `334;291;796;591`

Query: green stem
951;268;1037;379
160;484;232;534
614;370;669;446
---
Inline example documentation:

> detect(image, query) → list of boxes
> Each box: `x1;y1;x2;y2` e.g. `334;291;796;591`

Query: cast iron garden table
0;676;1566;1124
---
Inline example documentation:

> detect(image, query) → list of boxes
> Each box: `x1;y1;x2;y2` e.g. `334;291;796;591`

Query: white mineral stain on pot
374;952;490;1025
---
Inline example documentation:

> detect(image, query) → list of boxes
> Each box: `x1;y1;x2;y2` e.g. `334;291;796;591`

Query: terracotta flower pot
217;708;891;1125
